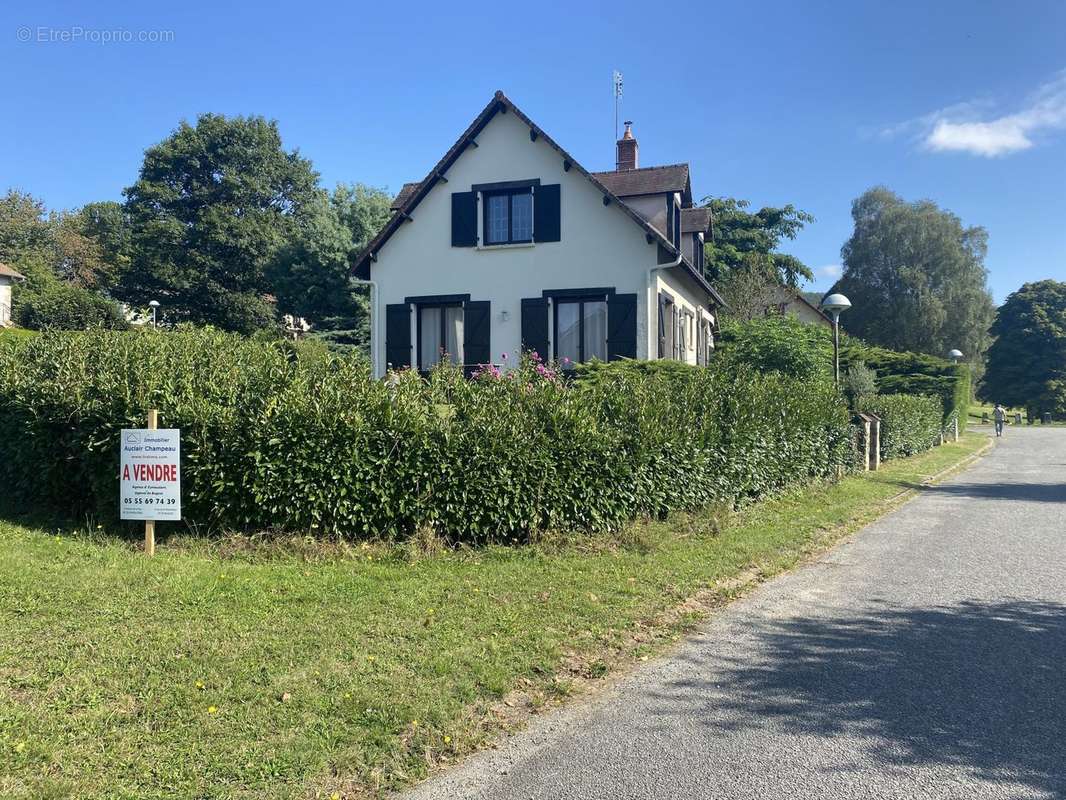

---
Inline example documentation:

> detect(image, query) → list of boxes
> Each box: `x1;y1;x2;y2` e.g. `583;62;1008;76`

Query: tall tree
0;189;127;329
0;190;54;285
330;182;392;253
268;183;391;349
982;280;1066;418
268;191;354;322
72;201;132;290
120;113;320;333
836;187;995;366
701;197;814;287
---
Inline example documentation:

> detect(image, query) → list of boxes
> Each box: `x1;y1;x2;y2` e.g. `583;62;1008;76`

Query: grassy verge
0;433;990;800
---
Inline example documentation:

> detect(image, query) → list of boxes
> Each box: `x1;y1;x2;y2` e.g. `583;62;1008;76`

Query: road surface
402;428;1066;799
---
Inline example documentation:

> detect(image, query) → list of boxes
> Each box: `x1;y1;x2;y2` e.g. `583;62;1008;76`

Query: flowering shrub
0;329;853;541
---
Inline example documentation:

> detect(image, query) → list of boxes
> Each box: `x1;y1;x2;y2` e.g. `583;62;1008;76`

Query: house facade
352;92;723;377
0;263;26;327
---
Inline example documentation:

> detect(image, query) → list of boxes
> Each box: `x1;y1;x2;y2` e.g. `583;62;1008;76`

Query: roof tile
680;207;711;234
592;164;690;199
390;182;422;211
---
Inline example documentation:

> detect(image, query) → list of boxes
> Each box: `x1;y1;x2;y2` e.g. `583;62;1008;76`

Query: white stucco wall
0;279;12;326
368;110;682;374
655;266;715;365
620;193;669;237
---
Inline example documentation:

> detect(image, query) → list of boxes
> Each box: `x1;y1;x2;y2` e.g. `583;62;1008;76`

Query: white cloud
816;264;843;279
880;70;1066;157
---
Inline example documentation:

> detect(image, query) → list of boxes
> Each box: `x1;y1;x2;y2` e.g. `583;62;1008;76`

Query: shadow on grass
648;599;1066;795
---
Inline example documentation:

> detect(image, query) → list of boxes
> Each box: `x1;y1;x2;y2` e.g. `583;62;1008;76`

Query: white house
351;91;724;376
0;263;26;327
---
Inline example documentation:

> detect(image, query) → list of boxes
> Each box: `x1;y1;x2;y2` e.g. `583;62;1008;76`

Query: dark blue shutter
521;297;550;360
385;303;411;369
463;301;491;369
607;293;637;361
451;191;477;247
533;184;561;242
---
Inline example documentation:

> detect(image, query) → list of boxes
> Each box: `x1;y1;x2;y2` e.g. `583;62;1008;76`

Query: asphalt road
403;428;1066;800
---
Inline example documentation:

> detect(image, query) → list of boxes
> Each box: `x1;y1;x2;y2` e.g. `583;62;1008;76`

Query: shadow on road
888;481;1066;504
650;600;1066;795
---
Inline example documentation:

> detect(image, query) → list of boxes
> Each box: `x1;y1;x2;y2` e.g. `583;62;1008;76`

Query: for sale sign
120;428;181;521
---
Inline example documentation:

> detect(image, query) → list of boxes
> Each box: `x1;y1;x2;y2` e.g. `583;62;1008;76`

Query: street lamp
948;348;963;364
821;293;851;385
148;300;160;328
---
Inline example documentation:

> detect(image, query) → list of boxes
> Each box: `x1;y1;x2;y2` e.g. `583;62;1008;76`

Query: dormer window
484;187;534;245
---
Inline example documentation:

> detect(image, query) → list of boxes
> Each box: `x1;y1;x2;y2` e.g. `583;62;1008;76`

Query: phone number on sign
123;498;178;505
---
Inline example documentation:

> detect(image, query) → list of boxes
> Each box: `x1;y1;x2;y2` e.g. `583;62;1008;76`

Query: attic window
484;188;533;245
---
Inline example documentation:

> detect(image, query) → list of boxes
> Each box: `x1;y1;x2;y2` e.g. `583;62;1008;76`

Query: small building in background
0;263;26;327
761;286;832;329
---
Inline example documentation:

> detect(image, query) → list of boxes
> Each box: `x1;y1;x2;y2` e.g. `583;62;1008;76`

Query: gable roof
351;91;722;307
680;207;711;235
390;182;421;211
592;164;692;206
0;263;26;280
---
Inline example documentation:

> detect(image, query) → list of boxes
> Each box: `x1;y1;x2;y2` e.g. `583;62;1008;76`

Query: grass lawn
0;433;990;800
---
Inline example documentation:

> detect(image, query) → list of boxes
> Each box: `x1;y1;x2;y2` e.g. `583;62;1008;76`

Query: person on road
993;404;1006;437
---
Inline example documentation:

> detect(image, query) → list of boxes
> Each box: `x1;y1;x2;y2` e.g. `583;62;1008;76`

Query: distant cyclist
993;404;1006;437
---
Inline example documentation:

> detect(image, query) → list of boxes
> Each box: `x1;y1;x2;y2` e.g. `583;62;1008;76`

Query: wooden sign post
120;409;181;556
145;409;158;556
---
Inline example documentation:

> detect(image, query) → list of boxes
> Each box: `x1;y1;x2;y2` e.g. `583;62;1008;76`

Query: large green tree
268;183;391;349
0;189;126;329
0;190;57;285
120;113;320;333
836;187;995;365
981;280;1066;418
701;197;814;287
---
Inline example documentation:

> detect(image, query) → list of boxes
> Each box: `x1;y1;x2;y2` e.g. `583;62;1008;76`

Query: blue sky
4;0;1064;303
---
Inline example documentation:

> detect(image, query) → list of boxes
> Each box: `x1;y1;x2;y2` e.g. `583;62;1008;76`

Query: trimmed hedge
0;329;852;541
858;393;944;459
843;342;970;432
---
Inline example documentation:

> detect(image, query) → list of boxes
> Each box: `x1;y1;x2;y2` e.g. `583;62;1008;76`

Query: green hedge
858;393;944;459
843;342;970;431
715;316;833;380
0;329;853;541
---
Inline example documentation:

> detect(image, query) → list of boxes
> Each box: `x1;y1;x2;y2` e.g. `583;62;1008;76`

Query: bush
858;393;943;459
0;329;854;541
15;282;127;331
715;316;833;380
843;363;877;406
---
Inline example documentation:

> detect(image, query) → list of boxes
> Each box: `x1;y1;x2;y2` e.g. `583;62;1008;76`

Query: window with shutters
554;297;607;365
418;304;464;369
483;187;534;245
660;295;676;360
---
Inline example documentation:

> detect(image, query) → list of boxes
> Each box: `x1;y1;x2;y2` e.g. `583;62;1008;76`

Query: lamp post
821;293;851;385
148;300;160;328
948;348;963;364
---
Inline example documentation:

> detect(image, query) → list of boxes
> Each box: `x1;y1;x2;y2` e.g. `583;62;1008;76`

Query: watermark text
17;26;175;44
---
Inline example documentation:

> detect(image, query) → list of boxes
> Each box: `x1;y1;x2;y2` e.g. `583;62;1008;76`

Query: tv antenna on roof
613;70;624;141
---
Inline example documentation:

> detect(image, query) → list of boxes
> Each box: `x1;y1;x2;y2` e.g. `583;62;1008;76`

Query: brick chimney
616;120;638;171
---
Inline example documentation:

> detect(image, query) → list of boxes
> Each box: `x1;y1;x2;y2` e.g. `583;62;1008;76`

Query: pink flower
562;357;571;365
501;352;508;361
